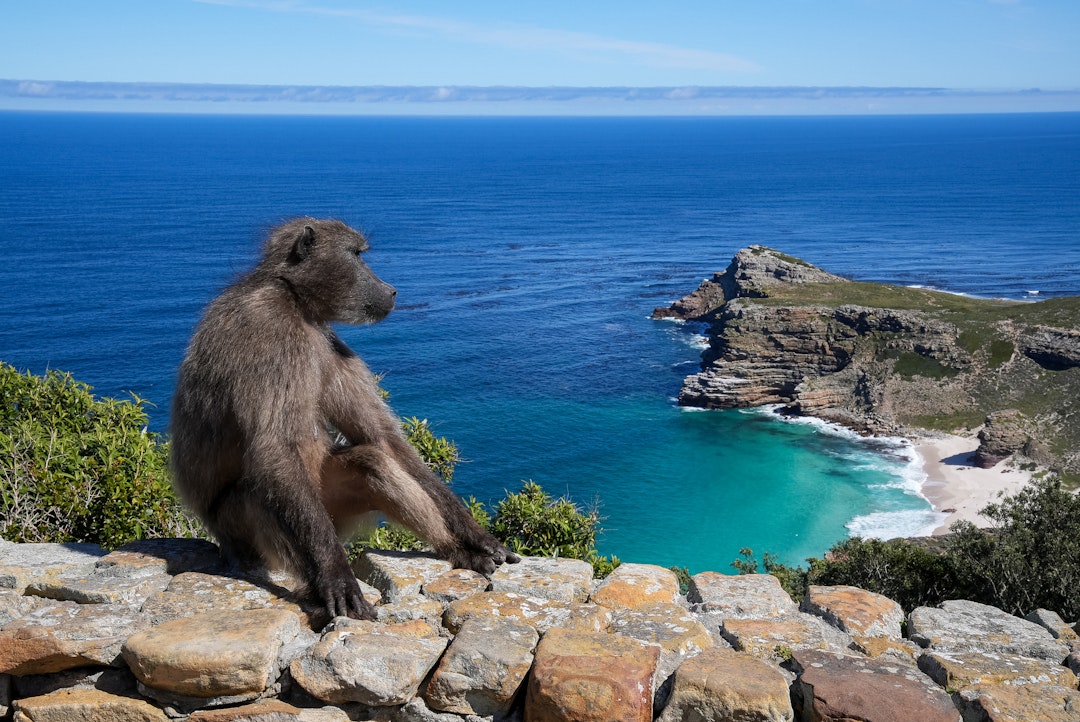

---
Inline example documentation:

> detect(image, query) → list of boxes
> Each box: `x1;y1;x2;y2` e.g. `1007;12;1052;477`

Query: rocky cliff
653;246;1080;479
2;538;1080;722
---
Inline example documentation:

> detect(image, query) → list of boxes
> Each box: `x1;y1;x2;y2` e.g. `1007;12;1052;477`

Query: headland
653;246;1080;535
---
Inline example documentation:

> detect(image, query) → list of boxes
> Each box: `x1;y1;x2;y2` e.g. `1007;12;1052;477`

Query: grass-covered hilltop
653;246;1080;484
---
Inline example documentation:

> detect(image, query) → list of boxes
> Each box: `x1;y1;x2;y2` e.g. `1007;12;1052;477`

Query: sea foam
846;508;948;540
746;405;936;538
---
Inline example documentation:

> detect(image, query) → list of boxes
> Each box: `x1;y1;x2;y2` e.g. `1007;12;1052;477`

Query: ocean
2;111;1078;571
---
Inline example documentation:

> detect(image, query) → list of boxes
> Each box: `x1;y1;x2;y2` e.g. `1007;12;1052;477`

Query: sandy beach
915;433;1033;536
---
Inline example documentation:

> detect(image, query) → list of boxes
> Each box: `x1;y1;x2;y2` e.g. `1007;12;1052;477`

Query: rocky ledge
2;538;1080;721
653;246;1080;477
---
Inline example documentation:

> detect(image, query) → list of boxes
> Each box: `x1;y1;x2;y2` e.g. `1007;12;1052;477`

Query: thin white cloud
192;0;760;74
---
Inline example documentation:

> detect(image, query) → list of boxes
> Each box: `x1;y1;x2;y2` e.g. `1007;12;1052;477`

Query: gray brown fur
170;218;518;620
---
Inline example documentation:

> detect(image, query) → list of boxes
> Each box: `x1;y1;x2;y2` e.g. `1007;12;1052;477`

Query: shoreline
913;432;1033;536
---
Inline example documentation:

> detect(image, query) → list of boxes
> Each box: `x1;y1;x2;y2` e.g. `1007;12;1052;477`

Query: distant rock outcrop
3;540;1080;721
654;247;1080;476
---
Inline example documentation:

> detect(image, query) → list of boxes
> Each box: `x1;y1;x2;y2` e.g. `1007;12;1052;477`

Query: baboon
170;218;519;620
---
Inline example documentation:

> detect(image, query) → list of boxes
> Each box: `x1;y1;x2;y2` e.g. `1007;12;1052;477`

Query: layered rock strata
3;538;1080;721
654;246;1080;474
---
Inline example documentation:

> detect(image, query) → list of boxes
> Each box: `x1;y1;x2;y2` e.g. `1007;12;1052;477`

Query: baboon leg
323;442;519;574
204;491;267;571
210;474;375;620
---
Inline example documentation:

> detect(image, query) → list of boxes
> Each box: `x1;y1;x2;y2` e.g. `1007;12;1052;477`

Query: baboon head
263;218;396;325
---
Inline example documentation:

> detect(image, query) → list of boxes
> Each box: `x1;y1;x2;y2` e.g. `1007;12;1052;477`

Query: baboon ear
293;225;316;261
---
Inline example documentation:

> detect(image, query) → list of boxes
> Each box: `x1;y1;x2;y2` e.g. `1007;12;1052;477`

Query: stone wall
2;538;1079;722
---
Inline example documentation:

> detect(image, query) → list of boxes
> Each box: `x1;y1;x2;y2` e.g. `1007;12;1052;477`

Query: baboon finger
319;575;376;621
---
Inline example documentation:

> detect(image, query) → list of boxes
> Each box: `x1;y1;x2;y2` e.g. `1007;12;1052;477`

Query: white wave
747;406;937;534
687;333;709;350
904;283;980;299
846;508;947;540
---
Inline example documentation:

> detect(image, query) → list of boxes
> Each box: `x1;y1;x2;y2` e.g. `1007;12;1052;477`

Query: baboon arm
244;444;374;620
322;352;521;573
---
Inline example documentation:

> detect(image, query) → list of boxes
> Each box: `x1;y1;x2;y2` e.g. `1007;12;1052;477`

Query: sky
2;0;1080;114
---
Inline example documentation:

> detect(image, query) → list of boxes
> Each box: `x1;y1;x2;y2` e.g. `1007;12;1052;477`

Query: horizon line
4;79;1080;116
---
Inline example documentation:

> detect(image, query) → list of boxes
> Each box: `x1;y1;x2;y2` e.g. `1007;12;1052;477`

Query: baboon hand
451;536;521;576
319;574;377;621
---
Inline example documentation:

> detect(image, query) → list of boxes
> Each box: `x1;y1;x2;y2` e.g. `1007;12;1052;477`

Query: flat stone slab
26;569;171;606
801;584;904;639
909;599;1069;662
425;617;538;716
1069;641;1080;677
0;600;151;675
290;618;448;706
526;627;660;722
918;650;1079;691
12;687;170;722
1026;608;1080;642
0;589;46;627
792;649;959;722
185;698;309;720
122;608;302;704
608;602;715;684
97;538;225;578
590;563;680;610
657;647;793;722
352;550;453;605
374;594;444;626
489;556;593;603
0;542;104;594
443;591;611;635
720;614;853;663
687;573;798;619
956;683;1080;722
420;568;490;604
139;572;308;625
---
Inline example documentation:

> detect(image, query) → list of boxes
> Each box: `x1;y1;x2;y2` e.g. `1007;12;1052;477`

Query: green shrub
401;416;460;484
0;363;200;547
669;566;692;595
804;537;960;611
886;350;959;380
987;339;1015;367
948;477;1080;618
489;480;619;577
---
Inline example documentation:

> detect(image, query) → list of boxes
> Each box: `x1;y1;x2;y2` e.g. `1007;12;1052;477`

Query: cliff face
654;247;1080;478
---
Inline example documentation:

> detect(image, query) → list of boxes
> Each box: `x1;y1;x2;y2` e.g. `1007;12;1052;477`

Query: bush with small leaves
804;537;960;612
947;476;1080;619
0;363;201;547
488;480;619;577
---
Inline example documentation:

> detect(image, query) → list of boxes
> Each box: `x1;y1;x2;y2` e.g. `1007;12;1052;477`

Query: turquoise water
2;112;1077;572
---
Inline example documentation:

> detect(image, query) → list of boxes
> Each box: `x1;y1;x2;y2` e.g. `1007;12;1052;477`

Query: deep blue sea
2;111;1078;572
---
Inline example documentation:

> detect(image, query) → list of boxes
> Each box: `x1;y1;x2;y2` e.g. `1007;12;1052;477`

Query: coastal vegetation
0;363;617;575
0;363;196;547
4;362;1077;619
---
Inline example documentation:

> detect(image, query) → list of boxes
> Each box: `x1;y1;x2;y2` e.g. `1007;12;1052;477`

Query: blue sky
3;0;1079;113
